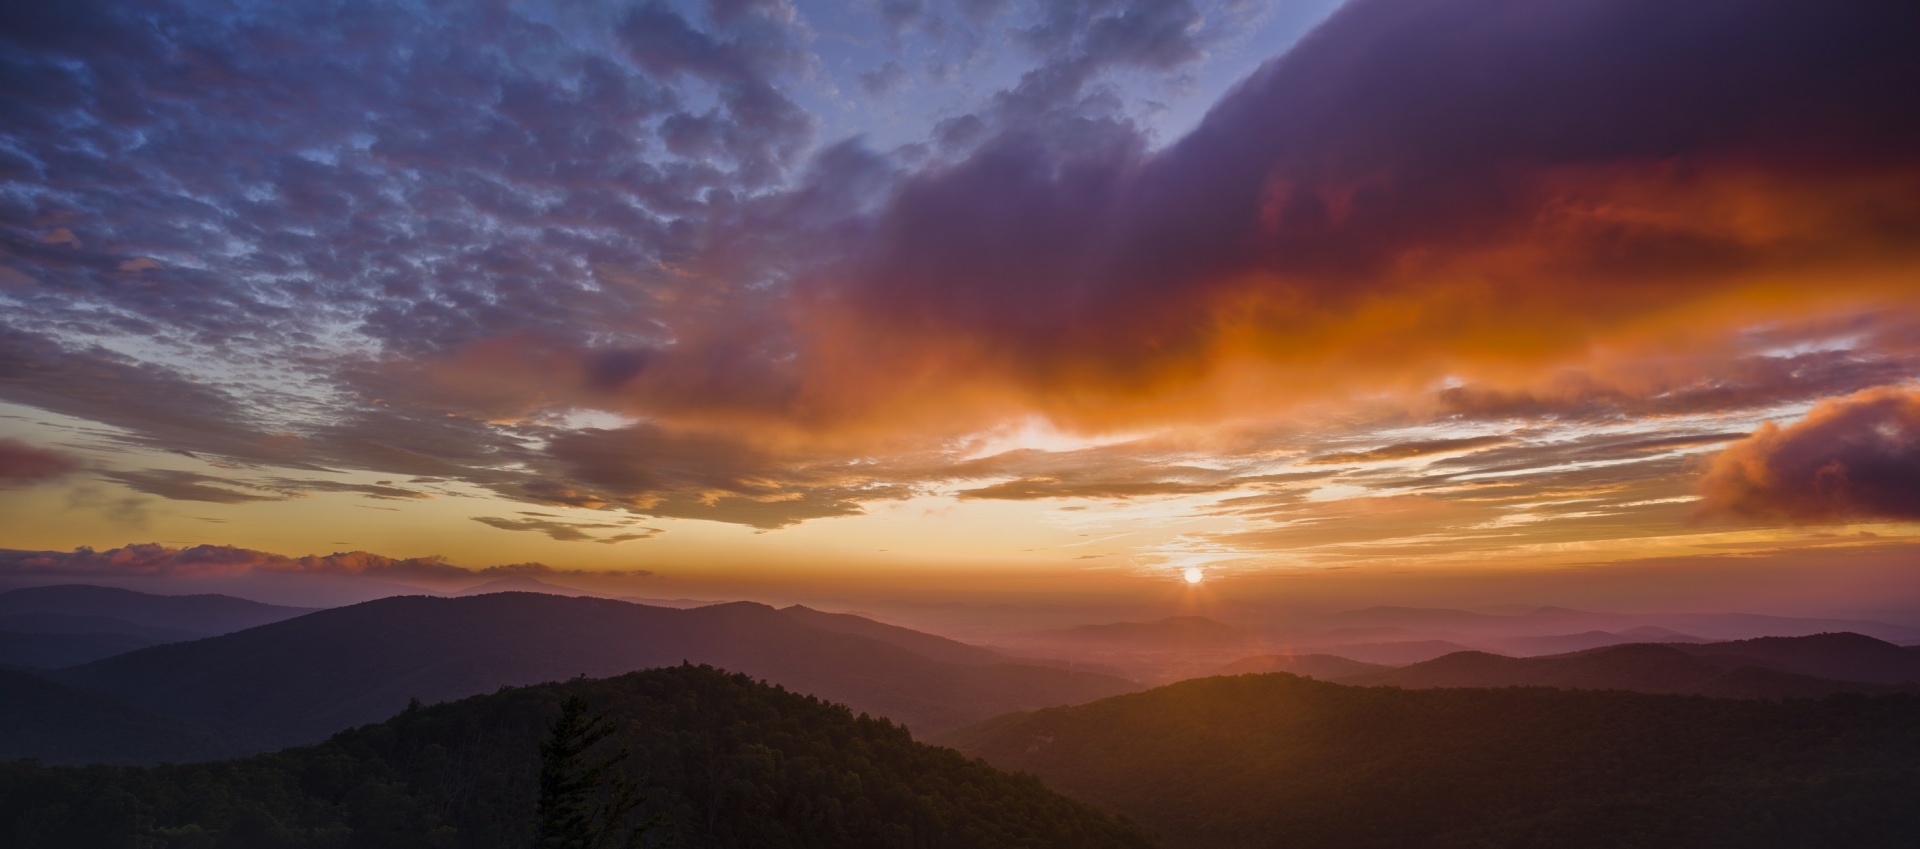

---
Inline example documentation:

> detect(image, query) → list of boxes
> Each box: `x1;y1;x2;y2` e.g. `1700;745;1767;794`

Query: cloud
957;477;1234;500
0;438;80;485
859;61;911;98
0;543;653;582
1697;386;1920;524
793;0;1920;432
1018;0;1207;72
100;470;283;504
471;515;663;543
267;479;433;500
0;0;1916;546
1305;435;1512;465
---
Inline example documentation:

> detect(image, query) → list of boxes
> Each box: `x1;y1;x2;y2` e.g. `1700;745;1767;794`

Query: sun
1182;567;1205;585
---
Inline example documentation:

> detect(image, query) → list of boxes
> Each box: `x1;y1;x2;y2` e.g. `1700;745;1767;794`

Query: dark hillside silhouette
1335;634;1920;697
0;665;1154;848
944;673;1920;849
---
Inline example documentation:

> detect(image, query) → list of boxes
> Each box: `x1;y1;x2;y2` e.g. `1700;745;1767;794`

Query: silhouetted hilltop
1339;643;1723;691
777;604;1010;666
1486;628;1708;656
1213;653;1389;679
943;673;1920;849
1670;632;1920;684
1337;634;1920;697
0;665;1154;848
1304;639;1479;666
1304;604;1920;643
49;592;1136;755
451;575;592;596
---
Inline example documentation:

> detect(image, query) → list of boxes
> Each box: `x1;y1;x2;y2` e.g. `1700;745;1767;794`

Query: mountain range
1330;632;1920;698
23;591;1136;760
995;606;1920;682
0;584;312;668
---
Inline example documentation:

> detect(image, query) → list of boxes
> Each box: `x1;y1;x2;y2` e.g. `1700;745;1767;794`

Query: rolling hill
776;604;1011;666
0;584;314;636
1483;628;1708;657
1306;605;1920;643
1334;634;1920;698
0;665;1154;848
47;592;1137;756
1670;632;1920;684
0;585;315;668
943;673;1920;849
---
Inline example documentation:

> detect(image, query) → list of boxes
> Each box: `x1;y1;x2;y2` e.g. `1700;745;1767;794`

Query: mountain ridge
45;592;1137;757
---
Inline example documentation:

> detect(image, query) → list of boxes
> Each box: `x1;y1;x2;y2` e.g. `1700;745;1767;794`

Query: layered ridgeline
943;674;1920;849
0;665;1154;849
0;585;312;668
1220;632;1920;699
28;592;1133;760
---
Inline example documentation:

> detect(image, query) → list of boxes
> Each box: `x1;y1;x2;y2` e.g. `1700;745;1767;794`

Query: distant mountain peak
451;576;583;596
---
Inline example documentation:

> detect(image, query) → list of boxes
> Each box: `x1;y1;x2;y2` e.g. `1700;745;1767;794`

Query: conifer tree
534;695;662;849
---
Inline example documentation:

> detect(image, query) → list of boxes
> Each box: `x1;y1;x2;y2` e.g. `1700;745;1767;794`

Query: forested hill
0;665;1154;849
942;673;1920;849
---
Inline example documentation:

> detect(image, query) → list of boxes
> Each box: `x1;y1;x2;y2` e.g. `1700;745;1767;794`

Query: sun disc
1182;567;1205;584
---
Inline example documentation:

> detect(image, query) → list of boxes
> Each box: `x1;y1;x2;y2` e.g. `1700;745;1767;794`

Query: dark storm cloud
801;0;1920;427
0;438;80;485
1698;386;1920;525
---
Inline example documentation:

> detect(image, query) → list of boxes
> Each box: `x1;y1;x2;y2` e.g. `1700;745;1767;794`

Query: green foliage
0;665;1150;849
946;673;1920;849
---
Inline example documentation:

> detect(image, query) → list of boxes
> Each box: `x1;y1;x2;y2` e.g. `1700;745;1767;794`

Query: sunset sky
2;0;1918;616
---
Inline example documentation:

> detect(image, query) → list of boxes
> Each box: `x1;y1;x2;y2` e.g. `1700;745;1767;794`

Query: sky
2;0;1919;618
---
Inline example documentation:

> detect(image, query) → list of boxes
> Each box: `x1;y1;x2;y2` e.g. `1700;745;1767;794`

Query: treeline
0;664;1152;849
945;673;1920;849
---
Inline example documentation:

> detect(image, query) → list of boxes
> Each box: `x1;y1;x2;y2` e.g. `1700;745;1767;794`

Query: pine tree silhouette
534;695;664;849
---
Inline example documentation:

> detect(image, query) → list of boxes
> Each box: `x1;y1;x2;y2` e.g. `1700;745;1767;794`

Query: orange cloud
1697;386;1920;524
